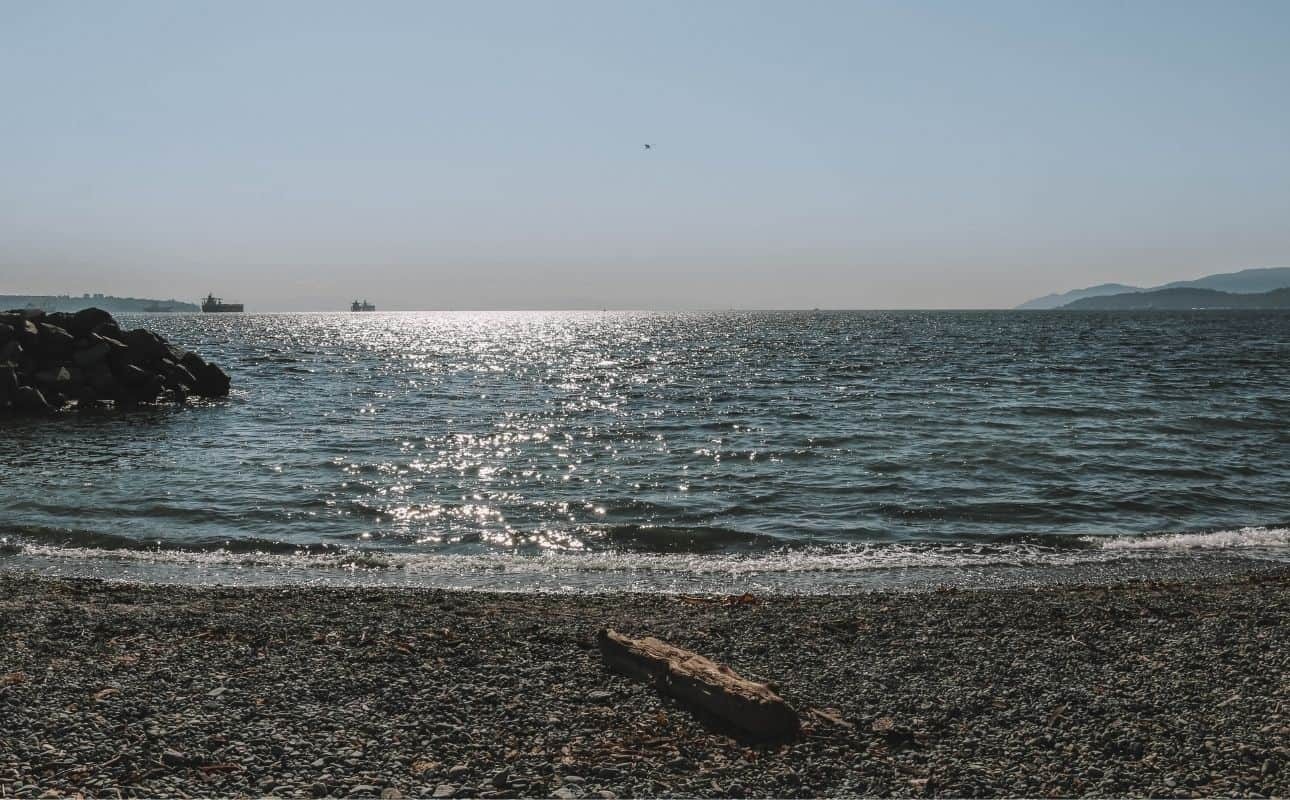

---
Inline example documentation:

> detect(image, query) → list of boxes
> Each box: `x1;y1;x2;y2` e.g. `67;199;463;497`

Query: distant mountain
0;294;198;313
1154;267;1290;294
1062;287;1290;310
1015;283;1142;310
1017;267;1290;309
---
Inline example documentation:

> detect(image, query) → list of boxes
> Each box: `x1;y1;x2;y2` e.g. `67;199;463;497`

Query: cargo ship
350;299;376;312
201;293;244;313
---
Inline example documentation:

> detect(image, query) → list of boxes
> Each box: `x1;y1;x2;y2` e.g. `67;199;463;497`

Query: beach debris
596;628;799;739
805;706;853;729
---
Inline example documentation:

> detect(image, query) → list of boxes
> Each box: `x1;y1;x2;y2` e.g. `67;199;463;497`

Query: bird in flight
643;143;652;150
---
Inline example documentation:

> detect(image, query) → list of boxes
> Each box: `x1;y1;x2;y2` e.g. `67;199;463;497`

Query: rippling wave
3;310;1290;588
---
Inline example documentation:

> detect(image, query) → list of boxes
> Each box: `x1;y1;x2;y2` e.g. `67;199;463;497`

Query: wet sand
1;569;1286;798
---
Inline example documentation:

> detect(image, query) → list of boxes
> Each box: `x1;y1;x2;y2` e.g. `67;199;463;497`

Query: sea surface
3;310;1289;591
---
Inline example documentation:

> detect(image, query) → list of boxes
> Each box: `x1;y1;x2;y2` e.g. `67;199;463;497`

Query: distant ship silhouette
201;293;243;313
350;299;376;312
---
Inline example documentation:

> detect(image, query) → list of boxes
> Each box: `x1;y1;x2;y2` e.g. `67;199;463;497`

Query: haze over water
3;310;1289;590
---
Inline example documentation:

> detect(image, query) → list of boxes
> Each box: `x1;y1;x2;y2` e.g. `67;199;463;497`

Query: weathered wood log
596;628;800;739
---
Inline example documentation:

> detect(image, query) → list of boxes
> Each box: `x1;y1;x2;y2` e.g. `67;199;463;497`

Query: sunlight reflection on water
2;311;1290;574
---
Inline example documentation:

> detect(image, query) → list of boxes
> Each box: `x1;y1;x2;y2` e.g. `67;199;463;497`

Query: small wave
2;526;1286;593
0;524;346;556
601;524;777;553
1093;526;1290;552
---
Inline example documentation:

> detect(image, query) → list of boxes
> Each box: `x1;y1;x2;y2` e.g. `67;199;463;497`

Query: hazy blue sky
2;0;1288;310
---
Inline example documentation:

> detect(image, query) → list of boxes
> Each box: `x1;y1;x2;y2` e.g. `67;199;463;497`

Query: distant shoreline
0;294;199;313
1;568;1285;797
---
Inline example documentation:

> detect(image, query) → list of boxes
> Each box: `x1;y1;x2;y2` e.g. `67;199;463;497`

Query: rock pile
0;307;230;416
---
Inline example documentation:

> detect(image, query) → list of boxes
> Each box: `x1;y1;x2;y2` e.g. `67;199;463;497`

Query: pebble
0;570;1285;799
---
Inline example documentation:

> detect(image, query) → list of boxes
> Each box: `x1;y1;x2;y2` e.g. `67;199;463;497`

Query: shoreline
2;570;1286;798
5;534;1287;594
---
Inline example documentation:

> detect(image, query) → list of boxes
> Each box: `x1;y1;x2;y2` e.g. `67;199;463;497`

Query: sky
2;0;1289;310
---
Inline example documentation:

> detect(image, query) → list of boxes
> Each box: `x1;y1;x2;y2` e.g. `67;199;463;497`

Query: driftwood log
596;628;800;739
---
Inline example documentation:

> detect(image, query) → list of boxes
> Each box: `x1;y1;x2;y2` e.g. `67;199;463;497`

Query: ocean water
3;310;1289;591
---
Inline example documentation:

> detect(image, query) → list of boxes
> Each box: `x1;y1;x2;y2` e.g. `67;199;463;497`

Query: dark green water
2;310;1287;590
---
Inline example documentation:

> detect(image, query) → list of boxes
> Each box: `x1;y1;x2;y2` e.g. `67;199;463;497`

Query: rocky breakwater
0;307;230;416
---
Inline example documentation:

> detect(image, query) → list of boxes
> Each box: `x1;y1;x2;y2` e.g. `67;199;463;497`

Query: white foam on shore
2;526;1287;592
1093;526;1290;552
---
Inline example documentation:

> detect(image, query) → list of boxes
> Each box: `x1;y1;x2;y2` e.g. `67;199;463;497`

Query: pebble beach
1;568;1286;799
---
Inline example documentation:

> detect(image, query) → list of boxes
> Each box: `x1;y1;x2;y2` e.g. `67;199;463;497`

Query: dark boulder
85;363;118;397
7;308;45;323
69;307;114;337
13;385;52;414
180;350;207;373
118;363;153;388
0;365;17;403
5;308;230;414
116;364;164;404
194;362;231;398
94;321;124;340
120;328;169;362
37;323;75;358
18;319;39;345
73;338;113;367
44;312;76;330
34;366;73;388
1;341;29;372
162;361;197;391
